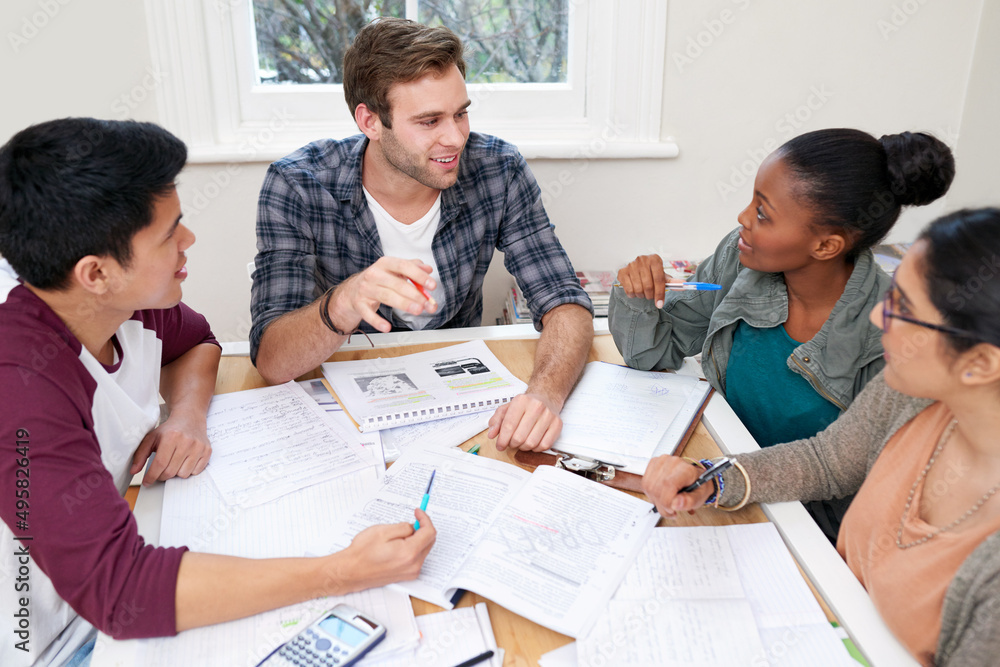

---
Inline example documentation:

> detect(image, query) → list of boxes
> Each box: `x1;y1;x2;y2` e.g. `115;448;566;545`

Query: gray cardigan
608;228;888;411
717;372;1000;666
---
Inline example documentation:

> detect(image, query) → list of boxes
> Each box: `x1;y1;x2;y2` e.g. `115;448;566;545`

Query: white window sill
186;138;679;164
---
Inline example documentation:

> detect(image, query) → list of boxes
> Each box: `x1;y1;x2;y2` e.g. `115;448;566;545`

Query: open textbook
322;340;528;432
316;446;659;638
552;362;712;473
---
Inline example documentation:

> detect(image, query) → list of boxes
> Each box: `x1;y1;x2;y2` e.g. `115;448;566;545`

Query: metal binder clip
551;451;620;483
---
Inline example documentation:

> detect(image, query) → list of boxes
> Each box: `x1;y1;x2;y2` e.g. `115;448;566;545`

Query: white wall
947;0;1000;210
1;0;993;342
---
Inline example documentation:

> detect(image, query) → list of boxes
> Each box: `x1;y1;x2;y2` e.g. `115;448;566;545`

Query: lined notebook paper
576;524;858;666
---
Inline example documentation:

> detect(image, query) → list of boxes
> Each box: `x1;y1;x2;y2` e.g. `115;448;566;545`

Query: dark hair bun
878;131;955;207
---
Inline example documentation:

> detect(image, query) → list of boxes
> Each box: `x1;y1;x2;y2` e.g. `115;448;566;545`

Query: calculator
257;604;386;667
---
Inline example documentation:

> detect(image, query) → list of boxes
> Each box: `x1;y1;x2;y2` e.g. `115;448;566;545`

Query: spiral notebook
321;340;528;432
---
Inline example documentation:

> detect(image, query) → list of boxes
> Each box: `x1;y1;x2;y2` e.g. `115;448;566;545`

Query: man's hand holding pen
642;455;720;518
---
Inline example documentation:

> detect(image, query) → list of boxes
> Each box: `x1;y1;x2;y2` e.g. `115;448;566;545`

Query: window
144;0;675;162
251;1;570;86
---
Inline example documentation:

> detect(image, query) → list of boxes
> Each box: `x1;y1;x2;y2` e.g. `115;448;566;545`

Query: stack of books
871;242;911;275
575;270;615;318
497;261;700;325
664;258;698;280
500;282;532;325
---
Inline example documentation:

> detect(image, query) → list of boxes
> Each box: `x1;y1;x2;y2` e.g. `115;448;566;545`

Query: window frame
144;0;676;162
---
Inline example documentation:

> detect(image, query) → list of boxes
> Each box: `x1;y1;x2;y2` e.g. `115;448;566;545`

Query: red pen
408;277;437;306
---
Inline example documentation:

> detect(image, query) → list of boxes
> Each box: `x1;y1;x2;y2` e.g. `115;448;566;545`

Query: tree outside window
252;0;570;85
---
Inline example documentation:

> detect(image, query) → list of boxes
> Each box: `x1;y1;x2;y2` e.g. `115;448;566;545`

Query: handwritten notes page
160;463;379;558
204;382;371;506
100;465;412;666
322;340;527;431
554;362;711;473
323;447;658;638
297;378;383;466
576;524;858;666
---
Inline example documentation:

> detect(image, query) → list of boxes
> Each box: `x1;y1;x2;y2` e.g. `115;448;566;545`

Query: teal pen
413;469;436;530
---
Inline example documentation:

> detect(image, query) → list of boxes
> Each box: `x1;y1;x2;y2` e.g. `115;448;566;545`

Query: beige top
837;402;1000;666
719;372;1000;665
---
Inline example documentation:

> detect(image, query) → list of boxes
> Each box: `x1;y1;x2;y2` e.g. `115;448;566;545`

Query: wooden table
210;334;834;666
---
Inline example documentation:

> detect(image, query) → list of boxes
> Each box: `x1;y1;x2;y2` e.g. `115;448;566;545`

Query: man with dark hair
0;118;434;666
252;18;594;452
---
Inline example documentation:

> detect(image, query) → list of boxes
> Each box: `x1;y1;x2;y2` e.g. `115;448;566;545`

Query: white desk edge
132;320;917;666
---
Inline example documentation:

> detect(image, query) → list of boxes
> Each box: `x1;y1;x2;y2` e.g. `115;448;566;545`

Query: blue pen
613;280;721;291
667;282;721;291
413;469;436;530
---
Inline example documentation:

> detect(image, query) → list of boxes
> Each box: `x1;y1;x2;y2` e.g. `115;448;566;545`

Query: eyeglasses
881;281;978;339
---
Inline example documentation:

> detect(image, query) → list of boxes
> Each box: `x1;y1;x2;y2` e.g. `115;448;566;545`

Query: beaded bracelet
698;458;723;506
680;457;722;506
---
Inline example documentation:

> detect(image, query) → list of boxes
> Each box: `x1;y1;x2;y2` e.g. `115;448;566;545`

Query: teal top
726;320;841;447
609;228;889;412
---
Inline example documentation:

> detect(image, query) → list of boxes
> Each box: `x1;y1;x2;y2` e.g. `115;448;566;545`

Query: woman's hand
643;456;716;517
617;254;668;308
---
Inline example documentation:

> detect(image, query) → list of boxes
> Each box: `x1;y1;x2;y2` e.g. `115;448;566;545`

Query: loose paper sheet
364;603;504;667
204;382;371;506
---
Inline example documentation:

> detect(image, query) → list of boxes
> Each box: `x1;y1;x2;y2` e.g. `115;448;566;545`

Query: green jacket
608;229;890;412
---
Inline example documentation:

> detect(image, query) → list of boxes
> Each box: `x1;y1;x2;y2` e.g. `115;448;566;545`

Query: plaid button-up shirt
250;133;592;362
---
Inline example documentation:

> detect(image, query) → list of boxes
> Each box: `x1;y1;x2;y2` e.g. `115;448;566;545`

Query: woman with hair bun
643;208;1000;666
609;128;955;541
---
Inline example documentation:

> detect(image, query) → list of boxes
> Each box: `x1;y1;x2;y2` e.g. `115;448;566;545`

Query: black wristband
318;287;354;336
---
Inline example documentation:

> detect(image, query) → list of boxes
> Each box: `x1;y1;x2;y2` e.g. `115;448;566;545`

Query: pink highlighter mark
513;515;559;533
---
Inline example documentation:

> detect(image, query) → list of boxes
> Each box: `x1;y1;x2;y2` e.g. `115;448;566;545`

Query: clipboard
551;361;714;474
514;449;645;492
513;385;713;491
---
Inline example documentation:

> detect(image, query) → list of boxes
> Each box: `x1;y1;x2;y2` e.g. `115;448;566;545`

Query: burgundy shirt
0;262;218;665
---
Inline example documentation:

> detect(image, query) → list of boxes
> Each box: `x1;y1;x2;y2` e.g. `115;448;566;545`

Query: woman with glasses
643;208;1000;666
610;128;955;541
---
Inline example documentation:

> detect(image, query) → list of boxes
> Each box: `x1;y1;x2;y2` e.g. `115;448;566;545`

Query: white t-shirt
362;188;444;330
